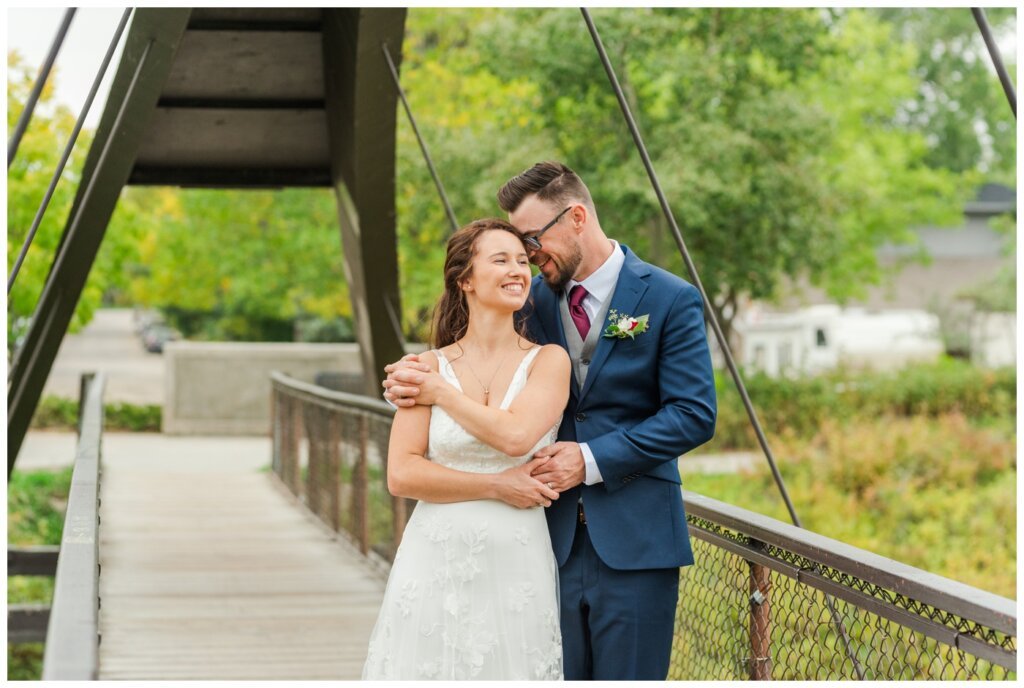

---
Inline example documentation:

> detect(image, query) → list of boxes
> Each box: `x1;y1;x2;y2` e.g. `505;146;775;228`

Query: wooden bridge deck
97;437;385;680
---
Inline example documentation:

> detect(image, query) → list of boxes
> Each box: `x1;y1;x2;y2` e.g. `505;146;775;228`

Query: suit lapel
579;248;650;403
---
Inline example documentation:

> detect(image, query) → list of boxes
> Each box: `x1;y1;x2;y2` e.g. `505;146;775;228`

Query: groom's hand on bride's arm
530;442;586;491
494;458;560;508
382;354;431;408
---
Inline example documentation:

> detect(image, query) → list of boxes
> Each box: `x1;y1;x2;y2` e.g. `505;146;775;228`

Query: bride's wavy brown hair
431;218;535;349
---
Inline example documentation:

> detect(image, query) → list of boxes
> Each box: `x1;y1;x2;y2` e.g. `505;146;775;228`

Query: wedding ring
547;482;554;490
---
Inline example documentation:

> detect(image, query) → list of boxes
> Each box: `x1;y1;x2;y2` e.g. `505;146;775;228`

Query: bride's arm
426;345;570;457
386;353;560;508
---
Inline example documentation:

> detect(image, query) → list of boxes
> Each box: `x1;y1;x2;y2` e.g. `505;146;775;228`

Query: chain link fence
271;371;1016;680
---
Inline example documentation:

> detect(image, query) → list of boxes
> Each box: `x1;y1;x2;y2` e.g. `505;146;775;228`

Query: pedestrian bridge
11;373;1014;680
7;6;1016;681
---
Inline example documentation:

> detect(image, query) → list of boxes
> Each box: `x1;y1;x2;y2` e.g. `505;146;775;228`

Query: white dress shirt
566;240;624;486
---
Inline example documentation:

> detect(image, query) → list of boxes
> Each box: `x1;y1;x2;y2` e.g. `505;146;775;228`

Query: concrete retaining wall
163;342;368;435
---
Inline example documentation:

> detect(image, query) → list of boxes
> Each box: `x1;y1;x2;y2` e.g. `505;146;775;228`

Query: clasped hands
383;354;586;507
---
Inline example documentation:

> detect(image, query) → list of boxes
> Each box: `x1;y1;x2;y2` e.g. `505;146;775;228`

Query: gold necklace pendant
460;339;517;406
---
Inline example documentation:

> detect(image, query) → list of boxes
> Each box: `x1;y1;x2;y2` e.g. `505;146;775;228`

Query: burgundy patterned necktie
568;284;591;340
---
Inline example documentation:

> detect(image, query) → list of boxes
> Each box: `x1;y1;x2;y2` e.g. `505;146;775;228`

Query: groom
385;161;716;680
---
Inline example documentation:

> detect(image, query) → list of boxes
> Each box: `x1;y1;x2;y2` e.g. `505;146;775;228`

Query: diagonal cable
382;41;460;234
971;8;1016;118
580;8;866;679
8;9;76;167
8;8;132;295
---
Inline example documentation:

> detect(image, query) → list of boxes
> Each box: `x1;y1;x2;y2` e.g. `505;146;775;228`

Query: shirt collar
567;240;623;304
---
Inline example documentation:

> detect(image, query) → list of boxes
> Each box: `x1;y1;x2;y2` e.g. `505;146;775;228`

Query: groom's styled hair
497;161;596;215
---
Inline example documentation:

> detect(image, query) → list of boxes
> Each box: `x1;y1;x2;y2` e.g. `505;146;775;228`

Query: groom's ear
570;204;588;232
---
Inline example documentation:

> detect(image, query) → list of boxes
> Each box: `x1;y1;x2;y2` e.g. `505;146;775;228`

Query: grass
7;467;72;680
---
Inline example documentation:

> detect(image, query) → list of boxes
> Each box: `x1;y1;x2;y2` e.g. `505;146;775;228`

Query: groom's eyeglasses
522;206;572;252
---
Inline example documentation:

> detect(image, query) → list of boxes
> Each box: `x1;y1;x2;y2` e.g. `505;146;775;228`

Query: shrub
684;414;1016;597
29;395;161;432
709;358;1015;450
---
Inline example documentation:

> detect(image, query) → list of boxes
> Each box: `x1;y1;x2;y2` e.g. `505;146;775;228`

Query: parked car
142;325;180;353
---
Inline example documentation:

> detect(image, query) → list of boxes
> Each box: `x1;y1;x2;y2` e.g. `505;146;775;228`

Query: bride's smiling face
461;229;532;312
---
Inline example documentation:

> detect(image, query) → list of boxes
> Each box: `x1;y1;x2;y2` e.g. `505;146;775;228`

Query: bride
362;218;570;680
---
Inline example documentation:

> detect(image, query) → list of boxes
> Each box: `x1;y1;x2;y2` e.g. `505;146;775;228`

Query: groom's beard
541;242;584;292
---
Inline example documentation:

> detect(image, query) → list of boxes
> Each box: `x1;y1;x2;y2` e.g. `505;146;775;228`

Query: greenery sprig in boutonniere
603;309;650;339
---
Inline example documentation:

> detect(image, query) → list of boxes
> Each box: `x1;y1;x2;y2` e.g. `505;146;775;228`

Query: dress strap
432;349;460;389
520;345;544;372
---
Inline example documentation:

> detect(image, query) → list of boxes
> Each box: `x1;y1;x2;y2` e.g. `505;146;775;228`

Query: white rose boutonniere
603;309;650;340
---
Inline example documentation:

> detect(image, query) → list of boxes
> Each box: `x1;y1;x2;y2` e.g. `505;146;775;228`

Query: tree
125;187;352;341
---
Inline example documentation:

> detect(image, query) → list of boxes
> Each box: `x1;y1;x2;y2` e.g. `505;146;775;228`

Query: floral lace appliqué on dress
362;347;562;680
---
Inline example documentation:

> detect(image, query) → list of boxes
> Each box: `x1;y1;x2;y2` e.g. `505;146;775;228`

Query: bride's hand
411;368;455;407
494;458;560;509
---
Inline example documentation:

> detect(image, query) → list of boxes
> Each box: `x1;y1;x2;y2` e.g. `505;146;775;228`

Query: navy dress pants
558;519;680;680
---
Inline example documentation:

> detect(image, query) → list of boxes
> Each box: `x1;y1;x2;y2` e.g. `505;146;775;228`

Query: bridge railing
37;372;106;680
269;372;1016;680
270;371;408;571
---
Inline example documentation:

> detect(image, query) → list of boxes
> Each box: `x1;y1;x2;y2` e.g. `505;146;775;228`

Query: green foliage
7;467;72;545
684;414;1015;599
709;358;1015;450
125;187;351;340
29;395;162;432
7;467;72;680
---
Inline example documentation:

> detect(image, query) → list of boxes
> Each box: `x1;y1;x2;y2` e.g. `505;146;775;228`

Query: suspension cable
8;8;132;295
581;9;866;678
382;42;460;234
579;9;800;525
971;8;1016;118
8;9;76;167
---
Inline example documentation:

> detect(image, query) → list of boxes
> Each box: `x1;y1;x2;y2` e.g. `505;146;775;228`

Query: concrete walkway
16;431;386;680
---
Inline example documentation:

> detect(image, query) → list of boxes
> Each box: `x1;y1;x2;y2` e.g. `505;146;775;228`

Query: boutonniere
603;309;650;339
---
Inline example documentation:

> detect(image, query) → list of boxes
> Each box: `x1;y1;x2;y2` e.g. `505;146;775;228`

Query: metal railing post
354;415;371;554
748;542;773;680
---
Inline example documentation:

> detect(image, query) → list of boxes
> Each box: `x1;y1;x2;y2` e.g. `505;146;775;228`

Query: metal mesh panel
672;517;1016;680
671;536;750;679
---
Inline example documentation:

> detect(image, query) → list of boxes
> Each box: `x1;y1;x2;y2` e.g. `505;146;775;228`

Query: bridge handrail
270;369;394;418
41;372;105;680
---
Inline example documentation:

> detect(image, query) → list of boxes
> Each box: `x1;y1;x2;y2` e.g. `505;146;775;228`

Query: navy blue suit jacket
520;244;716;570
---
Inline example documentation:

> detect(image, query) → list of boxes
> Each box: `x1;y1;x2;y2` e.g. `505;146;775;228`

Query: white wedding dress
362;347;563;680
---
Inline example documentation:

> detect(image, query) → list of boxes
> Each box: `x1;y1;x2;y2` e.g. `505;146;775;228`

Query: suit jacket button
575;412;586;422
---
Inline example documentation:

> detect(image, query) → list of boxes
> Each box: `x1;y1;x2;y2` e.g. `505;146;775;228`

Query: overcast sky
6;6;1018;131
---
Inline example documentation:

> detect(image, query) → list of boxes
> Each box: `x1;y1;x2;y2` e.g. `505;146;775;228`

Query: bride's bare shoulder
528;344;569;375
